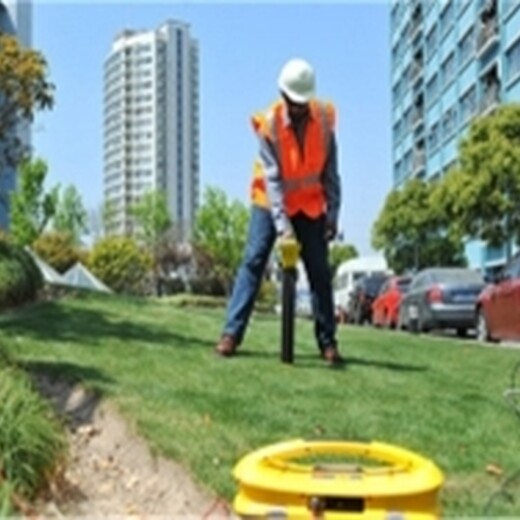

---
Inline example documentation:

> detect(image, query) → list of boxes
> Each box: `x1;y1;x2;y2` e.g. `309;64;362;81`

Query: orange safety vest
250;99;335;218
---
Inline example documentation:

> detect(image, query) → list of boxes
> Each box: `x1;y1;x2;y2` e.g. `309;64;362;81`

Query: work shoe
215;334;238;357
322;346;345;367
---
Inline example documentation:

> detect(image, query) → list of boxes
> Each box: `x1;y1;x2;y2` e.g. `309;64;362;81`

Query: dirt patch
30;373;234;519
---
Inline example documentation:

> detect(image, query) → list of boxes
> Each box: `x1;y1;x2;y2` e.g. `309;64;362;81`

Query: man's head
278;58;315;122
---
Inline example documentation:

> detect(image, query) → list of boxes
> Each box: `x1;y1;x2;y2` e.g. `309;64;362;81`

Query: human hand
326;220;337;241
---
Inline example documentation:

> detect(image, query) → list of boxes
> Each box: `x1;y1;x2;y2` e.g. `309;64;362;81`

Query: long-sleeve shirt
258;115;341;235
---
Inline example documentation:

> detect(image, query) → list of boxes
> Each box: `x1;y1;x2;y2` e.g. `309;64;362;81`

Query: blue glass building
0;0;32;230
391;0;520;271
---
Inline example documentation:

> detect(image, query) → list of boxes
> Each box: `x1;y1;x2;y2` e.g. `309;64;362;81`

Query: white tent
25;248;67;285
62;262;112;293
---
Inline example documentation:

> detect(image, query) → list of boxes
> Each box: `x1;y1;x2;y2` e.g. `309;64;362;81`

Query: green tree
0;33;53;171
52;185;88;244
194;187;249;293
130;190;171;250
329;242;358;278
130;191;172;294
435;104;520;261
9;158;59;246
102;199;118;236
372;178;465;273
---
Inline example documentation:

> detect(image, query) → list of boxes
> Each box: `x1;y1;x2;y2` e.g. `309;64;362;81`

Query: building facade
390;0;520;270
103;20;199;241
0;0;32;230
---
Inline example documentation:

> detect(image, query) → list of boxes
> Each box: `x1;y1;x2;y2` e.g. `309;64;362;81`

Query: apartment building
0;0;32;229
103;20;199;241
391;0;520;269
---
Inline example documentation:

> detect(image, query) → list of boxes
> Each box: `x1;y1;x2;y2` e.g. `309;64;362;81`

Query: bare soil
30;373;235;519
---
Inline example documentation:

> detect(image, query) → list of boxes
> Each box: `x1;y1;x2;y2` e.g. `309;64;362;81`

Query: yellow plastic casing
233;439;444;519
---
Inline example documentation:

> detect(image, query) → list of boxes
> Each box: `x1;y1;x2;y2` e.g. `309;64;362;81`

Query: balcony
410;59;424;86
477;19;499;57
479;81;500;115
412;104;424;128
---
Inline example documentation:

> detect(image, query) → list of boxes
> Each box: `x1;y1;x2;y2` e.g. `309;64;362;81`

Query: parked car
476;253;520;342
334;255;391;322
398;268;485;336
372;275;412;328
347;274;389;325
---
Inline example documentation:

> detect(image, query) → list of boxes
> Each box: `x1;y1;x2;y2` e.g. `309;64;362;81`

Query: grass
0;292;520;516
0;354;66;515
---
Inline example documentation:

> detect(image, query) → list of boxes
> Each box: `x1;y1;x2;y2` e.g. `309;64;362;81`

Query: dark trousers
222;205;337;351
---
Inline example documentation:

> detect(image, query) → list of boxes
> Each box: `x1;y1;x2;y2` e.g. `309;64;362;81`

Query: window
426;24;437;60
506;38;520;83
426;74;438;103
442;106;457;139
458;27;475;68
440;0;454;35
459;86;477;123
428;122;439;151
441;52;455;88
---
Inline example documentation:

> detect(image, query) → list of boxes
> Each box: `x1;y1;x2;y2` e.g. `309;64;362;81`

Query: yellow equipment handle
278;237;301;269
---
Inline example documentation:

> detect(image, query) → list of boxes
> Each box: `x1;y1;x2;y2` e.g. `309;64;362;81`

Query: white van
334;256;392;319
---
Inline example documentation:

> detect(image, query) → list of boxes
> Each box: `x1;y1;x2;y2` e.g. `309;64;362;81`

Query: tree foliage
193;187;249;293
88;236;152;295
53;185;88;244
9;158;58;246
372;178;465;273
32;231;81;274
329;242;358;278
0;33;54;170
129;190;171;250
435;104;520;260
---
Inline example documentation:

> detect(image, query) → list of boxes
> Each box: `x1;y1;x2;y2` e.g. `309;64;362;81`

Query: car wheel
476;308;493;343
456;328;467;338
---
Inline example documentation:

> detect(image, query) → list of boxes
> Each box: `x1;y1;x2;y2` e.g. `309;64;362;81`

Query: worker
215;58;343;366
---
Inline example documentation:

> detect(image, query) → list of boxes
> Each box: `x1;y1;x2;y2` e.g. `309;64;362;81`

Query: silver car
398;268;485;337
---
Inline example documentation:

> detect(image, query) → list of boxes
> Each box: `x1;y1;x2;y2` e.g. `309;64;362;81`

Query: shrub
32;231;80;273
0;364;65;514
0;239;43;309
162;293;226;309
256;279;278;313
88;236;152;295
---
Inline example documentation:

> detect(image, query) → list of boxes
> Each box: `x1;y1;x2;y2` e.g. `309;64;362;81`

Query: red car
372;276;412;328
476;253;520;342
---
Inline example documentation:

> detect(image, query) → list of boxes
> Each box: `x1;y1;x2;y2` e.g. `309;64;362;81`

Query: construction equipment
277;237;301;364
233;439;444;519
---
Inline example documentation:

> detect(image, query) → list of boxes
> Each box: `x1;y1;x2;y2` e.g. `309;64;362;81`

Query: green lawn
1;292;519;516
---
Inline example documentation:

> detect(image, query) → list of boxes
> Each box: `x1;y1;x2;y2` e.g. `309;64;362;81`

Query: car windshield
396;278;412;292
365;277;386;292
431;269;483;284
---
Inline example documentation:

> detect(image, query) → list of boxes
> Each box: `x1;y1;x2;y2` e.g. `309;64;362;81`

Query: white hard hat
278;58;316;104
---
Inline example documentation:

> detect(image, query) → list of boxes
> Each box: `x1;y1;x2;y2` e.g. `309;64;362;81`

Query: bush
0;239;43;309
88;236;152;295
162;293;226;309
189;275;227;297
256;279;278;313
32;231;80;273
0;364;65;514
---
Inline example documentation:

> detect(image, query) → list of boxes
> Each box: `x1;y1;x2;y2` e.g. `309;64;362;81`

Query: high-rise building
390;0;520;270
103;20;199;241
0;0;32;230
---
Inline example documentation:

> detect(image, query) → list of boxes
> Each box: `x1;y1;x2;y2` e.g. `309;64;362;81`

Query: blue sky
33;1;392;255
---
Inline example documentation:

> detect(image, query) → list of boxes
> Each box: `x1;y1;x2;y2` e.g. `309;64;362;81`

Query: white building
0;0;32;230
103;20;199;240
